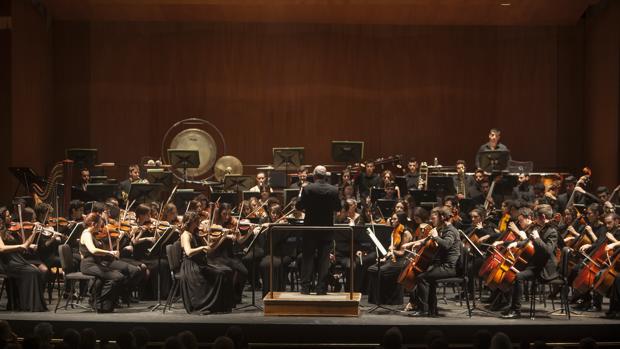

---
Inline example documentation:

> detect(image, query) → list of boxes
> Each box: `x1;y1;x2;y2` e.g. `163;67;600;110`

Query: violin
48;217;70;228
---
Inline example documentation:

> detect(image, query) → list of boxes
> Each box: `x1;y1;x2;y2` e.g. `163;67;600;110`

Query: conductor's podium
263;292;361;317
262;224;360;317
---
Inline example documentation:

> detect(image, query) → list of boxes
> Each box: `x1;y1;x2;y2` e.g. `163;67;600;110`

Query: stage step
263;292;361;317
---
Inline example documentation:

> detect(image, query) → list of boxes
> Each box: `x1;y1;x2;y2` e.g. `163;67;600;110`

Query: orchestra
2;129;619;321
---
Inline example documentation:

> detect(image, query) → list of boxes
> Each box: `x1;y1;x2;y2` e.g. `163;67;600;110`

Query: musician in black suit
501;204;558;319
295;165;341;295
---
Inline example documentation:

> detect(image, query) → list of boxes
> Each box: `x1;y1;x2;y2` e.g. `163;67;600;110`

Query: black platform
3;291;619;347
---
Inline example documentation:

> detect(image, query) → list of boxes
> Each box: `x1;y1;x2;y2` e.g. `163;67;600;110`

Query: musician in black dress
295;165;341;295
79;213;128;313
367;212;412;305
0;213;47;311
405;206;461;317
501;204;558;318
179;211;234;314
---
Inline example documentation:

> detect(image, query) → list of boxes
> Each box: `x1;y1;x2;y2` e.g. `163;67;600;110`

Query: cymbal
214;155;243;181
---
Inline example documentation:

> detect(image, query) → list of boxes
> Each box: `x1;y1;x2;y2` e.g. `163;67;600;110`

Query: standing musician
404;158;420;190
367;212;412;305
0;209;47;311
356;161;381;200
179;211;234;314
295;165;341;295
500;204;558;319
403;206;460;317
475;128;511;170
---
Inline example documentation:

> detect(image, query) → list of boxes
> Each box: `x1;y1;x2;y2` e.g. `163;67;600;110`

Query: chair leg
54;278;67;313
529;281;536;320
164;279;177;314
562;284;570;320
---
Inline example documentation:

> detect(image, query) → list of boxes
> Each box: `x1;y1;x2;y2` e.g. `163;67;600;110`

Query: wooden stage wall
4;0;619;203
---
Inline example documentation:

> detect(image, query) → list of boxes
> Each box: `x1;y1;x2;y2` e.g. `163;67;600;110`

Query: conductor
295;165;341;295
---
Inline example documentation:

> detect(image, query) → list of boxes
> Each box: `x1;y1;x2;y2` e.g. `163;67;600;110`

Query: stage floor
3;290;619;347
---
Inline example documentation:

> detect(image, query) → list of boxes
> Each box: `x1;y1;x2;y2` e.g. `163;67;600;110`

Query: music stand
242;191;261;201
147;169;174;189
268;171;287;188
365;226;397;314
283;188;301;206
409;189;438;209
66;148;98;170
377;199;396;218
128;183;164;204
86;184;118;202
223;175;253;192
370;188;386;203
147;227;179;312
331;141;364;163
428;176;456;196
210;192;238;206
167;149;200;184
478;150;510;173
273;147;304;189
174;189;200;214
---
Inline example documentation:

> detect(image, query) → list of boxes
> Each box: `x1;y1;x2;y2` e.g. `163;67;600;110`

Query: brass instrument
457;169;466;198
418;162;428;190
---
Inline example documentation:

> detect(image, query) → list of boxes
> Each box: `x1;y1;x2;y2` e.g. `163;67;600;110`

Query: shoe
586;305;602;312
500;309;521;319
403;302;415;312
407;310;427;317
573;300;591;311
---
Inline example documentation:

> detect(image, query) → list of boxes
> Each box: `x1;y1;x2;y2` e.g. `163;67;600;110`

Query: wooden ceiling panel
41;0;598;25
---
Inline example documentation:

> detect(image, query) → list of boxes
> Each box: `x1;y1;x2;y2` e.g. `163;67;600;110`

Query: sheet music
366;227;388;256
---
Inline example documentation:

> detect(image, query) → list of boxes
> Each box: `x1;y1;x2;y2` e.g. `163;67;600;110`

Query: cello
593;248;620;297
397;229;439;291
478;221;519;279
572;241;610;295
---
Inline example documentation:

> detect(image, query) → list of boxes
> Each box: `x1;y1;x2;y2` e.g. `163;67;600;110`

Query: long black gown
180;235;234;314
1;232;47;312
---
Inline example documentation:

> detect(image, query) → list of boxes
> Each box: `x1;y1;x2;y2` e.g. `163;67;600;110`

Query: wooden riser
263;292;362;317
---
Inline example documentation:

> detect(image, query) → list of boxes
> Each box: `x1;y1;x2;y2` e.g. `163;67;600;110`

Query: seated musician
453;160;475;200
571;203;610;311
80;213;131;313
339;182;356;201
336;199;361;226
68;200;85;223
404;158;420;190
211;203;249;304
289;167;309;190
131;204;164;300
258;204;292;297
466;208;499;296
403;207;460;317
468;169;486;202
79;168;90;192
249;172;271;192
512;173;535;203
442;196;466;230
601;213;620;318
475;128;511;170
118;164;148;202
367;212;412;306
500;204;558;319
381;170;401;199
179;211;234;314
162;203;182;227
356;160;381;199
0;208;47;311
21;207;50;277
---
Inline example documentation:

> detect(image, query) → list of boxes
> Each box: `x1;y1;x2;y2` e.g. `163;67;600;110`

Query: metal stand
235;228;263;311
